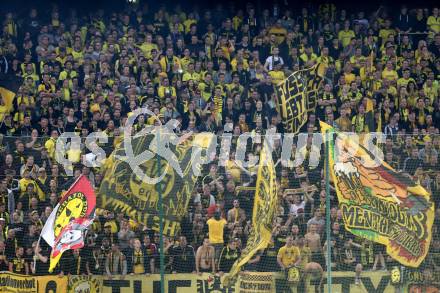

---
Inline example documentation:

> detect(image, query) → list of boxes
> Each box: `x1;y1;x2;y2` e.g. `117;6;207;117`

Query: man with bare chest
305;224;324;266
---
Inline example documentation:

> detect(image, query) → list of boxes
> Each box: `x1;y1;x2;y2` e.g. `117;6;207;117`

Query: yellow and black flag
98;130;214;236
223;138;278;286
0;74;22;121
275;64;323;134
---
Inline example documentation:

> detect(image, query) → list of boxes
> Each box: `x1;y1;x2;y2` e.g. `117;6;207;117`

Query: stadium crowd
0;1;439;288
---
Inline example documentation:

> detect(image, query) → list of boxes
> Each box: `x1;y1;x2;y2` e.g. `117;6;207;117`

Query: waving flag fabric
321;122;434;267
41;175;96;272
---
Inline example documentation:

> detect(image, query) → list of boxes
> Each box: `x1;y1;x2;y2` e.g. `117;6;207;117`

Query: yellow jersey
338;30;355;47
277;245;301;267
207;218;227;244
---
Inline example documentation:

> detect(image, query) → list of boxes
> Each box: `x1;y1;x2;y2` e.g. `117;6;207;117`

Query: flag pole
156;129;165;293
325;129;332;293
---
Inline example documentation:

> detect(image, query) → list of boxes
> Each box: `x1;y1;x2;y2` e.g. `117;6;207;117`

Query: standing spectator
86;245;105;275
0;241;8;271
206;211;227;263
305;223;324;266
117;218;135;251
171;236;196;273
127;238;150;275
195;238;215;274
226;199;246;227
105;243;127;278
277;236;301;290
218;238;240;273
9;246;29;274
403;148;424;175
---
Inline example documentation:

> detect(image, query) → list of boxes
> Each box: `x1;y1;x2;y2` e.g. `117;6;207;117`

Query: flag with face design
41;175;96;272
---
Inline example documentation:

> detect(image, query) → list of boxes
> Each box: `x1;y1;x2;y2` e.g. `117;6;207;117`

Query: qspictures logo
55;106;387;184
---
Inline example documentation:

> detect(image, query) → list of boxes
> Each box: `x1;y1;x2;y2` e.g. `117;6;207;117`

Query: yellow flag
0;74;22;121
223;140;278;285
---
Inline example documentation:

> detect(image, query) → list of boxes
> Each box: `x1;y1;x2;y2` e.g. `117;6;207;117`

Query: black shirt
171;245;196;273
218;246;240;272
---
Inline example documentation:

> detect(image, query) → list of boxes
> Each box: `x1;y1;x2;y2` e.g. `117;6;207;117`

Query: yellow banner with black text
63;271;397;293
0;271;419;293
0;272;67;293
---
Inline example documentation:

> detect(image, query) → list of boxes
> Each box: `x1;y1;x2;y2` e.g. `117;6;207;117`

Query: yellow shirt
379;29;395;44
382;69;398;81
344;73;356;84
158;86;177;98
0;105;10;122
18;178;36;195
427;16;440;34
159;56;181;72
338;30;355;47
183;19;197;33
230;58;249;71
138;43;158;59
397;77;415;88
45;138;56;160
58;70;78;81
268;70;285;85
71;50;84;62
207;218;227;244
277;245;301;267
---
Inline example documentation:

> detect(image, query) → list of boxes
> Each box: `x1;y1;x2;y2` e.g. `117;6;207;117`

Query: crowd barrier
0;270;438;293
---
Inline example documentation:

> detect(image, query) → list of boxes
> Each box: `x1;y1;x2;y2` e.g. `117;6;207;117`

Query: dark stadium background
1;0;439;16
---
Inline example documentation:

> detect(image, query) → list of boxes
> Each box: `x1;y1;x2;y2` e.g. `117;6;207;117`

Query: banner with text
0;272;67;293
62;271;398;293
276;64;322;134
321;122;435;267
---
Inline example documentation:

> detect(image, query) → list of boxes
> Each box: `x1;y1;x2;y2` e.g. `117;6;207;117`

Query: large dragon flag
275;63;323;134
320;122;434;267
98;127;215;237
41;175;96;272
223;137;278;285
